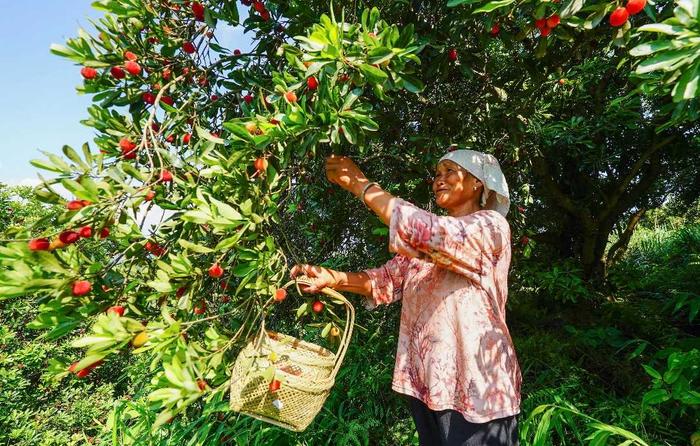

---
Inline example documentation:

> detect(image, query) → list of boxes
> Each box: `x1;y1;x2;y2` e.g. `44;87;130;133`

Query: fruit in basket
312;300;324;313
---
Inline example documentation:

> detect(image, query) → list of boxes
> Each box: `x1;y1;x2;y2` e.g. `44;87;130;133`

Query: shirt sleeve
361;254;412;311
387;197;508;285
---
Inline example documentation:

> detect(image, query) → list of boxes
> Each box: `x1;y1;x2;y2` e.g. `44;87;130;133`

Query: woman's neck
448;201;483;217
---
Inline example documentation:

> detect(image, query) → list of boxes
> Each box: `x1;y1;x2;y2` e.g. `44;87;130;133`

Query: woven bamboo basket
229;275;355;432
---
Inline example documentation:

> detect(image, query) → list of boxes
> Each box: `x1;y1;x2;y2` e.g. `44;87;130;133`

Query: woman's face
432;160;482;209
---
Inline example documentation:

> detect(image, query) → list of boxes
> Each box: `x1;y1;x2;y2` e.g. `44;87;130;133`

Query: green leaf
472;0;514;13
642;364;662;379
629;39;675;57
368;47;394;65
636;48;695;74
400;74;425;93
358;64;388;83
177;239;214;253
447;0;481;6
642;388;671;405
30;159;65;174
672;61;699;102
232;262;257;278
559;0;585;18
62;145;90;170
637;24;685;35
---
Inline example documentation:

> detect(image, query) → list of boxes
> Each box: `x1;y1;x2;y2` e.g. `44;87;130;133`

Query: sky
0;1;253;188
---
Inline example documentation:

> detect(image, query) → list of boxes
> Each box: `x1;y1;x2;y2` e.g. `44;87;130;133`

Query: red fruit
520;235;529;246
81;67;98;79
183;133;192;144
160;96;174;106
221;295;231;303
269;379;281;392
176;286;187;297
107;306;125;316
307;76;319;91
625;0;646;15
182;41;196;54
448;48;457;62
142;92;156;104
609;7;629;26
540;26;552;36
253;1;266;13
274;288;287;302
535;18;546;29
284;91;297;103
119;137;136;152
125;61;142;76
110;66;126;79
191;2;205;20
162;67;172;81
211;94;219;101
234;49;241;56
193;301;206;315
81;200;92;207
270;118;280;125
490;23;500;36
339;73;350;82
260;9;270;21
208;263;224;278
68;361;79;373
243;94;253;104
72;280;92;296
220;280;229;289
165;134;175;143
517;206;526;213
75;367;92;378
160;169;173;182
124;51;138;61
99;227;110;238
546;14;560;28
66;200;84;211
197;379;207;391
59;230;80;245
28;238;51;251
312;300;324;313
122;146;137;159
254;157;268;172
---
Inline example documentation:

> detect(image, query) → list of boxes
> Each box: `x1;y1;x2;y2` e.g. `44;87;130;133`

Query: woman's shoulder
470;209;511;235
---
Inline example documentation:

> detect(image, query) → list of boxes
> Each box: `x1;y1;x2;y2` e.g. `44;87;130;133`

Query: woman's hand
325;154;368;194
289;264;339;294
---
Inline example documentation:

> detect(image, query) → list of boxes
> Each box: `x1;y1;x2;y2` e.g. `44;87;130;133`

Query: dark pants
404;394;520;446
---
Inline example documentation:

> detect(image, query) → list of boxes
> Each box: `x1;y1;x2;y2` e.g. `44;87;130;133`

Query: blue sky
0;1;252;187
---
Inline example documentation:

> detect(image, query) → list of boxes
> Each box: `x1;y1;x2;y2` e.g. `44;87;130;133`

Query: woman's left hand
325;154;368;193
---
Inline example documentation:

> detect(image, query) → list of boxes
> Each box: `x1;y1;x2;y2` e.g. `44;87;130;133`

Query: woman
289;149;521;446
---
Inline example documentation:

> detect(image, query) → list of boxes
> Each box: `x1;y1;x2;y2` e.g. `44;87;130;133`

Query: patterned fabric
362;197;522;423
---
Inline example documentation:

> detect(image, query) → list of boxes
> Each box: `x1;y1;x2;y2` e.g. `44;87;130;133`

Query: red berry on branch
243;94;253;104
191;2;205;20
208;263;224;278
307;76;319;91
142;92;156;104
193;301;207;315
253;1;266;13
609;7;629;26
160;96;174;106
211;94;219;101
166;134;175;143
81;66;98;79
125;61;142;76
107;306;125;316
124;51;138;61
546;14;560;28
448;48;458;62
182;41;196;54
284;91;297;103
110;66;126;79
28;238;51;251
254;157;268;172
72;280;92;296
197;379;207;391
260;9;270;21
312;300;324;313
520;235;529;246
59;230;80;245
274;288;287;301
490;23;500;36
625;0;646;15
535;18;546;29
183;133;192;144
119;137;137;152
66;200;85;211
78;226;93;238
99;227;110;239
540;26;552;36
145;190;156;201
160;170;173;182
234;49;241;56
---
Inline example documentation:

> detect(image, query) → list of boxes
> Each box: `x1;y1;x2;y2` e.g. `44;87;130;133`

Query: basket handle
284;275;355;380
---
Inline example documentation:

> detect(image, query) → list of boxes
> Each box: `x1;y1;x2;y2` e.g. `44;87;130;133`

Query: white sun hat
438;147;511;217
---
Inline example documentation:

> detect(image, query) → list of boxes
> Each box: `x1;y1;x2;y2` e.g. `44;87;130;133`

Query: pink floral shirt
362;197;522;423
